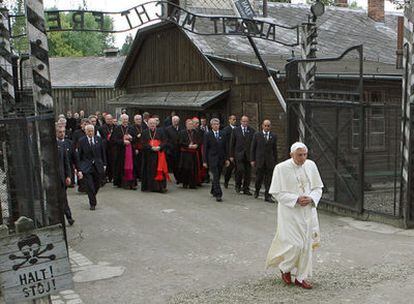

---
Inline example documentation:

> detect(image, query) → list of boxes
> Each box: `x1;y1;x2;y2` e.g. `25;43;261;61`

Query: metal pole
263;0;268;17
247;36;286;112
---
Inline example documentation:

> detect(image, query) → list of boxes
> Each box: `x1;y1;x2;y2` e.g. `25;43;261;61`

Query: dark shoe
216;197;222;202
254;191;259;199
243;190;252;196
281;271;292;285
160;188;168;194
130;186;138;190
265;196;275;203
295;279;312;289
189;186;197;189
235;187;241;194
224;182;229;189
67;218;75;226
90;206;96;211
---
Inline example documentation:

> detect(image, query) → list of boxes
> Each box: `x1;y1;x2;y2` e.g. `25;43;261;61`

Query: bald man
250;120;278;202
229;115;255;195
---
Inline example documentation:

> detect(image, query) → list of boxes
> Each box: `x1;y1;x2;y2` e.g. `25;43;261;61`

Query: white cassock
266;158;323;282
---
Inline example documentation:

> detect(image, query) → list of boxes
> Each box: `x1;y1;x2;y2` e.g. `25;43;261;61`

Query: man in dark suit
250;120;278;202
56;126;75;225
203;118;229;202
165;115;182;183
76;124;107;210
229;115;255;195
222;115;237;188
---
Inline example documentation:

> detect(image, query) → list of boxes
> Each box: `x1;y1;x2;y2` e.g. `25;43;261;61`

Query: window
73;90;96;98
351;106;385;151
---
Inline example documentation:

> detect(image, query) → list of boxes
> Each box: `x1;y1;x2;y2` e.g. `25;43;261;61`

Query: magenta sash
123;144;134;181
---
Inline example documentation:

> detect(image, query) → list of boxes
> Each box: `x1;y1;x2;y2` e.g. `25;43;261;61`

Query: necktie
266;132;269;141
242;128;245;136
89;138;93;146
215;131;219;139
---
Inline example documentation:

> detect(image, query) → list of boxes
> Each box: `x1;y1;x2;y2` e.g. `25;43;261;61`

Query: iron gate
286;45;404;219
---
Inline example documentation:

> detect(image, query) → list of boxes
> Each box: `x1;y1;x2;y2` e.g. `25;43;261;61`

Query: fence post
401;4;414;228
298;21;317;142
0;5;15;116
24;0;62;226
13;216;52;303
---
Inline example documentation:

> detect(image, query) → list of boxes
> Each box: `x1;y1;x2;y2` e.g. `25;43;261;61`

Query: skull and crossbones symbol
9;234;56;271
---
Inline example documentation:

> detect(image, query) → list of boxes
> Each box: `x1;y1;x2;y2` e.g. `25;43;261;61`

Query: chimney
396;16;404;69
368;0;384;22
103;48;119;57
335;0;348;7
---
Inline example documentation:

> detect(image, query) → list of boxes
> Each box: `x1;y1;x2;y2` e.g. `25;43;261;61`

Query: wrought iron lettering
10;1;299;46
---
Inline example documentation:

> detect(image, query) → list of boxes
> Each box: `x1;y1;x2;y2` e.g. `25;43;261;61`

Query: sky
13;0;401;48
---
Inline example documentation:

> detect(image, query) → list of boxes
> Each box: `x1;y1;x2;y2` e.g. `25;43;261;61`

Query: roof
184;3;401;74
108;90;230;110
49;56;126;88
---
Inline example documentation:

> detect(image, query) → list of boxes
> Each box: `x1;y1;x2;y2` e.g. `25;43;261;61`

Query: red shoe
280;271;292;285
295;279;313;289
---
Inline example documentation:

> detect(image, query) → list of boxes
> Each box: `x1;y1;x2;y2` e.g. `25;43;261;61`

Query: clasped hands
151;146;161;151
189;143;198;149
297;196;313;206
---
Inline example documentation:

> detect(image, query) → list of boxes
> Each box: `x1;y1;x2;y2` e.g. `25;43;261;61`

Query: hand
230;157;234;163
124;140;131;145
135;149;139;155
103;166;107;171
225;160;230;167
137;134;141;138
203;163;208;168
298;196;312;206
65;177;71;186
250;161;256;167
193;144;198;149
77;171;83;180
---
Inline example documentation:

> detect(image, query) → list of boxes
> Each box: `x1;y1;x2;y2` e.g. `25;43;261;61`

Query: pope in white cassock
265;142;323;290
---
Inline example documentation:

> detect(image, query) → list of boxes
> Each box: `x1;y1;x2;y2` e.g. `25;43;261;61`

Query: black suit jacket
76;136;106;174
203;130;227;167
72;129;86;149
165;125;182;154
250;131;278;168
60;138;75;167
229;126;255;161
57;141;71;186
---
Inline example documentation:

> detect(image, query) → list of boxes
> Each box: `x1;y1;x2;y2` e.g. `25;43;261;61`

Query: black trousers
224;161;235;184
210;162;223;198
63;191;72;220
235;157;251;191
255;165;273;198
85;166;101;207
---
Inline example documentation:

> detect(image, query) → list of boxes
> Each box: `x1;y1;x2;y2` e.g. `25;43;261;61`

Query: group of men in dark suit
56;111;279;225
228;116;278;202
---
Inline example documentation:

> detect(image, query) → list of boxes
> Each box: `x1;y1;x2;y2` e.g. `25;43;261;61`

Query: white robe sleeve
274;192;299;208
309;187;323;207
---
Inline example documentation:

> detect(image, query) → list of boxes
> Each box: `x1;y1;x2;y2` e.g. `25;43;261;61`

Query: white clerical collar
291;158;303;168
230;125;235;129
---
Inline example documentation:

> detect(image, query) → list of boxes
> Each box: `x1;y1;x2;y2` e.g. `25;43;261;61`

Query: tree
9;0;28;54
120;34;134;56
46;8;115;57
8;2;115;57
